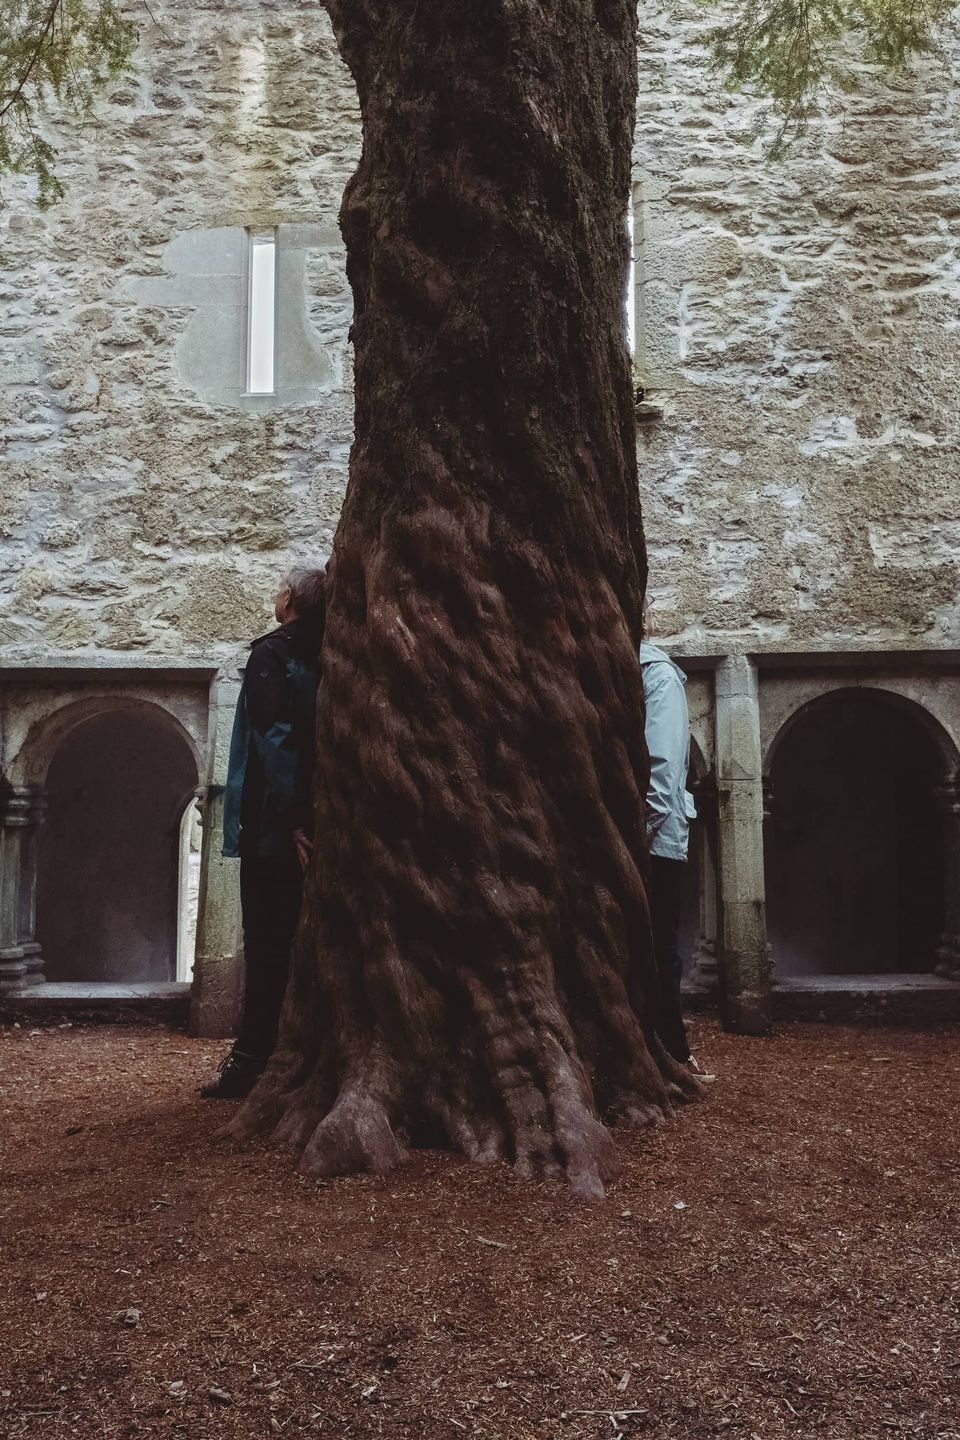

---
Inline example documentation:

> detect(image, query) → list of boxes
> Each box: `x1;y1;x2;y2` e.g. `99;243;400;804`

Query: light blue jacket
640;642;696;862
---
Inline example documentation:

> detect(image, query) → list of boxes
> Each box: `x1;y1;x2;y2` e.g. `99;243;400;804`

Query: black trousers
649;854;691;1064
236;852;304;1063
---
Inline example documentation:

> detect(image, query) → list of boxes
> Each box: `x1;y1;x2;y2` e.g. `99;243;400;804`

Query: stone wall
0;0;359;664
3;2;959;663
632;5;960;652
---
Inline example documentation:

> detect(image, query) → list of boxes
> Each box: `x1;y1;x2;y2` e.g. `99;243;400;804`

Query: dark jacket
222;620;319;860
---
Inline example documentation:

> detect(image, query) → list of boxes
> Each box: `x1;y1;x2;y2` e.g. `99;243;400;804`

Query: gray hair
281;564;327;623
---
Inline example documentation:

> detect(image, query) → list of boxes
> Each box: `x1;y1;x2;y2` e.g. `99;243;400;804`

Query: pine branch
0;0;62;119
704;0;957;151
1;0;957;205
0;0;135;205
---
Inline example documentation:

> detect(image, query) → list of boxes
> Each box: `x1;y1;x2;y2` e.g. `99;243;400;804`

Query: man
641;602;699;1070
202;564;326;1100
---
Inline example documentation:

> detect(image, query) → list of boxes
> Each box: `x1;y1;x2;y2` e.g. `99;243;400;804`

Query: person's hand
293;828;313;872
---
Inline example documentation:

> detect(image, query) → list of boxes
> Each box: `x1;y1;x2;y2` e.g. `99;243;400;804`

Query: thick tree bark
225;0;699;1199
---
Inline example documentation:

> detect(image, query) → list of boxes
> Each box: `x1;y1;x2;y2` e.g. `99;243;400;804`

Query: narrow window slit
626;204;637;357
247;229;277;395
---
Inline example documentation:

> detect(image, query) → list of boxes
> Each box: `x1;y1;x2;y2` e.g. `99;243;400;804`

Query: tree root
299;1086;406;1178
225;1026;703;1201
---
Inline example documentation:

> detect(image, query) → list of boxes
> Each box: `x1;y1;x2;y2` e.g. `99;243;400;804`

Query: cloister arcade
1;654;958;1034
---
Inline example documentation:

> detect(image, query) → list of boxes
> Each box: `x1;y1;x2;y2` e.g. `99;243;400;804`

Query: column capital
762;776;775;821
1;786;38;829
714;655;762;784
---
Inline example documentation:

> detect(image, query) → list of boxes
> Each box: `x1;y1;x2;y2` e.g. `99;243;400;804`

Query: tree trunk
225;0;699;1200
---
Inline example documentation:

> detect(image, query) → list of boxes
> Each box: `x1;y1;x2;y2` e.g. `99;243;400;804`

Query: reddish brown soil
1;1019;958;1439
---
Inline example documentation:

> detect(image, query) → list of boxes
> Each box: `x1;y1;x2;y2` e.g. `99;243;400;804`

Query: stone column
0;785;43;991
933;772;960;982
16;785;46;984
190;670;243;1038
177;789;204;982
714;656;772;1033
687;774;719;996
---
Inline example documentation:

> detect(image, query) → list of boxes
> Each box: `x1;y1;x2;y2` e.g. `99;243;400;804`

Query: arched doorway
765;690;950;978
38;708;198;983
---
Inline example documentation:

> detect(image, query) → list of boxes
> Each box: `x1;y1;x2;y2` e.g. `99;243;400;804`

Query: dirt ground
1;1019;958;1440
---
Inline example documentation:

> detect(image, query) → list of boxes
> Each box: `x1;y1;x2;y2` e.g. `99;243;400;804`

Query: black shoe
200;1049;264;1100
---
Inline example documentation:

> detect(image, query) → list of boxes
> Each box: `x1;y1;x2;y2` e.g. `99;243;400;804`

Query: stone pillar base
19;942;44;983
0;945;34;991
934;933;960;982
688;937;719;995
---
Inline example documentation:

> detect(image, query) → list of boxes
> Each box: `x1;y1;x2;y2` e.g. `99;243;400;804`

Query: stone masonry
633;6;960;650
1;0;358;661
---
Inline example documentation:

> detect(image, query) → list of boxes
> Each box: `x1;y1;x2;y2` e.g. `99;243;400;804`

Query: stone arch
763;682;960;779
763;686;958;979
34;700;200;984
13;694;202;788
